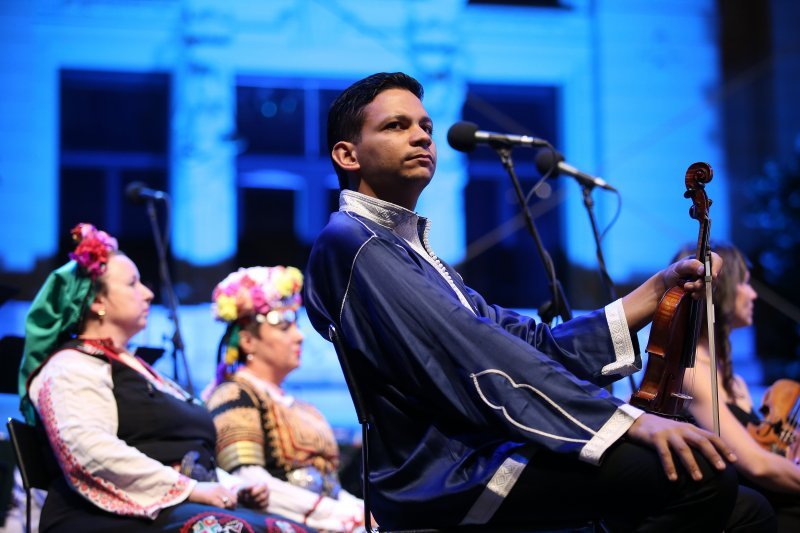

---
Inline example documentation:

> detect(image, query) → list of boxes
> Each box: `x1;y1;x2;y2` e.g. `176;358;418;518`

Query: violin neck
695;217;711;264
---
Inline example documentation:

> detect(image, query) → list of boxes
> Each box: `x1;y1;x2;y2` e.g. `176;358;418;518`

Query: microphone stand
579;183;621;394
493;145;572;325
144;197;195;396
580;184;617;303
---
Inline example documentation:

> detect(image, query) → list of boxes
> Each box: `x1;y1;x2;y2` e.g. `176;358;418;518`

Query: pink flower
68;223;118;280
211;266;304;323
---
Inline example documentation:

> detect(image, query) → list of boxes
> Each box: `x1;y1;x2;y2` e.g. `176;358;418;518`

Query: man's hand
622;252;723;331
625;413;737;481
661;251;723;300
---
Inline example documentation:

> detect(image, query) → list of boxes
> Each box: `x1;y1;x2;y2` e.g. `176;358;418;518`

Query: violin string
775;390;798;446
786;392;800;443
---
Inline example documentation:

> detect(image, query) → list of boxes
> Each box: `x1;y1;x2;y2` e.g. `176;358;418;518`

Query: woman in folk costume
206;266;366;532
20;223;313;533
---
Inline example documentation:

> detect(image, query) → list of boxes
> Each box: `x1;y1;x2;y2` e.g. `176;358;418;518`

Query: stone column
406;0;469;265
170;0;237;302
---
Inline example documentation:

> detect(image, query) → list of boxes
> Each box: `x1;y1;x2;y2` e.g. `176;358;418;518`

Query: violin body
630;286;698;415
747;379;800;463
630;162;713;418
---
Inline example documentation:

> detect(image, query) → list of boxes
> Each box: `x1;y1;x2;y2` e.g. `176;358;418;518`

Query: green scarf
18;261;94;424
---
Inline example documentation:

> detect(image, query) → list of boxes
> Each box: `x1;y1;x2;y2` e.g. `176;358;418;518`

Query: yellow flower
275;267;303;298
216;295;238;322
225;345;239;366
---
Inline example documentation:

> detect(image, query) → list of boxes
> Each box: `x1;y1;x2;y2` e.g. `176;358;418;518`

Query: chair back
328;324;373;532
7;418;59;533
7;418;58;492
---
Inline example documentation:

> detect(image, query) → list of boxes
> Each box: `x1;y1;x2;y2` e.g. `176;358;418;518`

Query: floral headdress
212;266;303;375
68;223;119;280
19;223;119;424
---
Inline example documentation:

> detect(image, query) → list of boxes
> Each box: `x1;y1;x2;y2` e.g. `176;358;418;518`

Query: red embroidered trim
80;338;165;385
38;376;191;518
303;494;324;524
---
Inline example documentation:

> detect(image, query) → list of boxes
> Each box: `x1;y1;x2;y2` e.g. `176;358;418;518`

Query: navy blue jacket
304;191;642;528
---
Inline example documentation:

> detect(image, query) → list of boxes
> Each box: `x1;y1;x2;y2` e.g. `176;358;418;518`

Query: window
235;77;347;270
59;69;170;297
458;83;563;309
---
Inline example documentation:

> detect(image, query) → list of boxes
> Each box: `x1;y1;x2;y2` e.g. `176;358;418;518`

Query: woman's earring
246;353;254;362
97;308;106;318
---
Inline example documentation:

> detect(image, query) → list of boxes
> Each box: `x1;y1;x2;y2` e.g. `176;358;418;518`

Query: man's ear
332;141;360;173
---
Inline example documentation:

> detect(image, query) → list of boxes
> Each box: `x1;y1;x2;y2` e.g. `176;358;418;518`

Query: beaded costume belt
286;466;341;498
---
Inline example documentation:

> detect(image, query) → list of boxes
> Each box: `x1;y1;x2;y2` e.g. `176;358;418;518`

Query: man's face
350;88;436;209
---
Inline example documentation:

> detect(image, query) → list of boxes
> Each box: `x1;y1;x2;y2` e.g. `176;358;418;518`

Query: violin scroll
684;162;713;225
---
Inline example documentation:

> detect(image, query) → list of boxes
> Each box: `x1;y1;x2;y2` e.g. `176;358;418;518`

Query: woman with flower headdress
19;224;313;533
206;267;366;532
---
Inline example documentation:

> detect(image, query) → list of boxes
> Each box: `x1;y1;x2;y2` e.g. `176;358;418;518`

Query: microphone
535;150;617;192
126;181;168;203
447;121;551;153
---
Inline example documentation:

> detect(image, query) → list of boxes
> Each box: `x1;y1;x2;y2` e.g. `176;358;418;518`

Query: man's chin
405;173;433;186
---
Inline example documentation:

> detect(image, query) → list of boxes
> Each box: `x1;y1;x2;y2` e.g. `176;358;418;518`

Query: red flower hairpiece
68;223;119;280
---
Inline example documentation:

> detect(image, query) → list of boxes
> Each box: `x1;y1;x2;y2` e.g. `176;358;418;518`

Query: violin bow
704;251;721;436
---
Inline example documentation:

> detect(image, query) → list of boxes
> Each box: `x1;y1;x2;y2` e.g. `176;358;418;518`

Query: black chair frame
328;324;375;531
7;418;58;533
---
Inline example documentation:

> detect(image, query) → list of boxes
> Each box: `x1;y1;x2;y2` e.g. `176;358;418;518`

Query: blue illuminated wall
0;0;731;277
2;0;793;430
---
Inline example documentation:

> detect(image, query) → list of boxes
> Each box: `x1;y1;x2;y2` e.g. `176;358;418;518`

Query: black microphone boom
126;181;168;203
447;121;551;153
535;150;617;192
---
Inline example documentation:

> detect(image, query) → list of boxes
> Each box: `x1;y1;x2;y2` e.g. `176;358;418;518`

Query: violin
630;162;714;418
747;379;800;463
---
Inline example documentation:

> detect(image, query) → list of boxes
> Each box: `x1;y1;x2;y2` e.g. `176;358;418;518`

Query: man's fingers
655;441;678;481
668;437;704;481
701;431;738;464
691;435;728;471
669;429;736;482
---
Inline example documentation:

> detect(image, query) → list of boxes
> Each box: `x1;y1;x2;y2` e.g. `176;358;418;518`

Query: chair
328;324;375;531
327;325;598;533
7;418;58;533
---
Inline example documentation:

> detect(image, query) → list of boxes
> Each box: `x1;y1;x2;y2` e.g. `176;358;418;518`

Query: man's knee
679;453;738;519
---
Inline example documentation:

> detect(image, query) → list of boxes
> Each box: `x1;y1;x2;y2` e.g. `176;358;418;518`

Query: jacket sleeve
29;349;195;519
464;285;641;386
340;237;642;464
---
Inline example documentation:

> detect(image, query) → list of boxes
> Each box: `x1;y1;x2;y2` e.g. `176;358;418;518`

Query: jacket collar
339;190;430;249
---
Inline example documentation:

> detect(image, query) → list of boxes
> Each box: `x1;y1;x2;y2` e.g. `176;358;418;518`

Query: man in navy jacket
304;72;773;531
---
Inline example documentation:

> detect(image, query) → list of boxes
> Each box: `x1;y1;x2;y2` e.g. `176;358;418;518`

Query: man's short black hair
327;72;424;190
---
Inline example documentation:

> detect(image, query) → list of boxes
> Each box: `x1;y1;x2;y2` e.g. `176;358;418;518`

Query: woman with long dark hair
680;243;800;531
